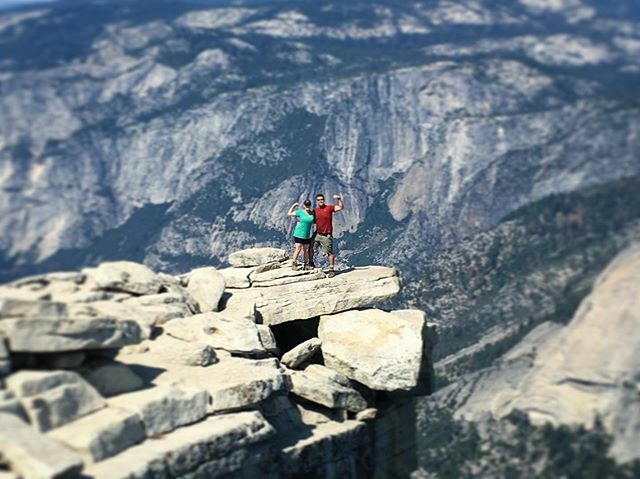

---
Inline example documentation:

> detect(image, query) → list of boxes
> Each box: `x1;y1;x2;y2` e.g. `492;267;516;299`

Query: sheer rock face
446;244;640;463
0;250;433;476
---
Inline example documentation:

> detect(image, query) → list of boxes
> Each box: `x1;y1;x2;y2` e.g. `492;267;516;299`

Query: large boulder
318;309;429;391
184;267;226;312
108;384;208;437
87;300;188;339
281;338;322;369
143;334;218;367
48;407;145;462
219;266;255;289
224;266;400;325
228;247;288;267
83;261;163;295
164;312;264;355
0;413;83;478
6;370;107;431
288;368;367;412
0;316;142;352
84;411;275;478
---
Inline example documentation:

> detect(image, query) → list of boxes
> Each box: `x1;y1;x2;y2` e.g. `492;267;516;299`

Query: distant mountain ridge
1;0;639;281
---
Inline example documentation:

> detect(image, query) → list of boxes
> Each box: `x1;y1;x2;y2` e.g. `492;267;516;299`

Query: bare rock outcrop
0;247;436;477
445;243;640;463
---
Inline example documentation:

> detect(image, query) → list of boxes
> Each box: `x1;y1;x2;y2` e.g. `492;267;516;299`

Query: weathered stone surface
250;266;326;288
448;244;640;463
83;261;162;295
123;292;187;307
7;370;107;431
108;383;208;436
185;267;226;312
0;413;83;478
0;297;67;319
0;390;25;420
228;247;288;267
0;286;51;302
85;300;189;332
127;357;288;413
355;408;378;421
219;266;254;289
288;369;367;412
48;407;145;462
275;420;369;477
281;338;322;369
257;325;279;354
220;298;257;322
164;312;264;355
8;272;85;288
294;400;343;426
0;316;142;352
254;261;282;274
81;362;144;397
303;364;351;387
155;276;200;314
319;308;427;391
145;334;218;367
225;266;400;325
85;411;275;479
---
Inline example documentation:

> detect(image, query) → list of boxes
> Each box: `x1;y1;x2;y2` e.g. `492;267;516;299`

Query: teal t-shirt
293;209;314;239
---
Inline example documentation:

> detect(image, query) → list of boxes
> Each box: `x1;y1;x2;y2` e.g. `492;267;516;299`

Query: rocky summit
0;247;435;478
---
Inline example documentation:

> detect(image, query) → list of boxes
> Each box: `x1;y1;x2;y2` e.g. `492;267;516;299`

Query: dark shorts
314;233;333;254
293;236;311;245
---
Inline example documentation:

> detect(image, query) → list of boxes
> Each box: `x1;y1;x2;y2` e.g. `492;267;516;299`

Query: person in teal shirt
287;199;314;270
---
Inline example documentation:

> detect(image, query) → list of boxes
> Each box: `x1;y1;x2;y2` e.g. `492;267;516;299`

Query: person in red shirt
311;193;344;278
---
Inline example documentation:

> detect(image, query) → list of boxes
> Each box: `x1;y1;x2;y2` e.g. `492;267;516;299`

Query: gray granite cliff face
431;244;640;464
0;0;639;278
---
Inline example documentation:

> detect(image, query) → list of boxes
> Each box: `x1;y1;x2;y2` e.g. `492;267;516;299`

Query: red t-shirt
314;204;335;234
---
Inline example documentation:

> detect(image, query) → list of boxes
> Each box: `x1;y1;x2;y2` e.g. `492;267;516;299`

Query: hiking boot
326;270;336;278
291;262;300;271
303;264;314;271
308;260;315;268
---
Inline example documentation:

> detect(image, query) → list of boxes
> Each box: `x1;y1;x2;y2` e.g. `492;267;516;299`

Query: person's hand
332;194;341;200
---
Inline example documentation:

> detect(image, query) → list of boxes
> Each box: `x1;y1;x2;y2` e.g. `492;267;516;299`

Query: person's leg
303;243;312;269
309;235;317;268
326;236;336;277
292;243;302;269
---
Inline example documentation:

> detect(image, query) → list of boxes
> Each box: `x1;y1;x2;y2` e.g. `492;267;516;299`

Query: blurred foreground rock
0;247;436;478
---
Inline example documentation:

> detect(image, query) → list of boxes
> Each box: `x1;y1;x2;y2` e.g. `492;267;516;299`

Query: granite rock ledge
0;247;436;478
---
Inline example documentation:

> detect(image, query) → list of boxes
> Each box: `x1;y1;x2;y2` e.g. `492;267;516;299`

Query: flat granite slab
223;266;400;325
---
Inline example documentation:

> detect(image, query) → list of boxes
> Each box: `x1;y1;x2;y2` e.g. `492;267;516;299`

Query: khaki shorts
314;233;333;254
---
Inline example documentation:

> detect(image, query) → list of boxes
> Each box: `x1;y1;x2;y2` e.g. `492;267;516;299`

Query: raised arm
333;194;345;212
287;202;299;217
